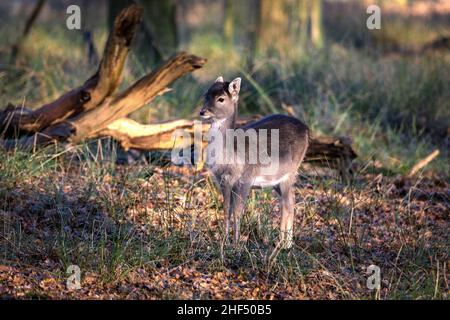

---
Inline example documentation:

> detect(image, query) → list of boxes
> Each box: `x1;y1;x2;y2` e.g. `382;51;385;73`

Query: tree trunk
298;0;309;50
258;0;287;55
311;0;324;48
141;0;178;59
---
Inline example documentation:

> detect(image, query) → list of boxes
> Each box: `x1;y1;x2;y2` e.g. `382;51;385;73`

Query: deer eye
217;97;224;103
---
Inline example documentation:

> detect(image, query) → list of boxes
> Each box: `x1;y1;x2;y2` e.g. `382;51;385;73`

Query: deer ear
215;76;224;83
228;77;241;100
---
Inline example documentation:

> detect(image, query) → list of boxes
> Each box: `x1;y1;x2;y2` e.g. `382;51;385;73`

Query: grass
0;2;449;299
0;144;447;299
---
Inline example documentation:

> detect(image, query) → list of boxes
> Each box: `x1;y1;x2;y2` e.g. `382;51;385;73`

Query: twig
407;149;440;177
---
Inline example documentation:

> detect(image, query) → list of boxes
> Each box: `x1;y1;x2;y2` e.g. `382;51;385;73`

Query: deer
199;76;309;249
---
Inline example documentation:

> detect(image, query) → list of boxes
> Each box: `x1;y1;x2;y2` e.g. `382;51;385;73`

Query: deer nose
199;110;205;116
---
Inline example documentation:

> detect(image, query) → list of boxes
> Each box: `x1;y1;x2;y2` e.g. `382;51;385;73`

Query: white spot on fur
209;118;226;134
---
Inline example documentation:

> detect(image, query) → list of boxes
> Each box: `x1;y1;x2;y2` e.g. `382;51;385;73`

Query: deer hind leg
275;179;295;249
229;182;251;245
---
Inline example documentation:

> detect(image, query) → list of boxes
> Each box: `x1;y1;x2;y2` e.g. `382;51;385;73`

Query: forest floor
0;150;448;299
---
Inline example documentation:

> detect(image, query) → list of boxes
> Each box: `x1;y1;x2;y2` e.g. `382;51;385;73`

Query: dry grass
0;145;448;299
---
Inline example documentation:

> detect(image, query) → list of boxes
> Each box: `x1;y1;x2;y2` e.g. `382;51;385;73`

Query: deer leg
220;181;231;237
230;182;251;245
275;180;295;249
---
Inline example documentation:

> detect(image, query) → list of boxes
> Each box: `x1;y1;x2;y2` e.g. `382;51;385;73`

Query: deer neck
210;103;237;136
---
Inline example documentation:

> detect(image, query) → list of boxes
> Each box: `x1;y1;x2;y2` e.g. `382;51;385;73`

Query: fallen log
99;118;196;151
1;4;143;135
0;52;206;150
42;52;206;144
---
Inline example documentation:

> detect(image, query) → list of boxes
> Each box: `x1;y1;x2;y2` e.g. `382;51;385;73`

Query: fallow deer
200;76;309;248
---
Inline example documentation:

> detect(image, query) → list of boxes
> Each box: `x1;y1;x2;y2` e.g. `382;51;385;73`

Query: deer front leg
230;182;251;245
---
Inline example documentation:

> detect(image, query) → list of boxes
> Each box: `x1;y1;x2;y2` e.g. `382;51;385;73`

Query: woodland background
0;0;448;299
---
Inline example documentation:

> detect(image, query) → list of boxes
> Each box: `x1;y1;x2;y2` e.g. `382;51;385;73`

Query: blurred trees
223;0;233;47
10;0;46;64
220;0;325;62
107;0;326;67
310;0;324;48
109;0;178;66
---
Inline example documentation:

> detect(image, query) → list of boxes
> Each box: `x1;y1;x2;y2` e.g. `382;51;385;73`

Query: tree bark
65;52;205;143
99;118;196;151
4;52;206;149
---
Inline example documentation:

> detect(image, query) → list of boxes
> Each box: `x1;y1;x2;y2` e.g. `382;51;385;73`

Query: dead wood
1;4;143;136
407;149;440;177
99;118;196;151
41;52;206;144
304;135;357;178
0;52;206;150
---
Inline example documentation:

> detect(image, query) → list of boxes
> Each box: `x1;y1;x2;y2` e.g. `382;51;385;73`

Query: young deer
200;76;309;248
